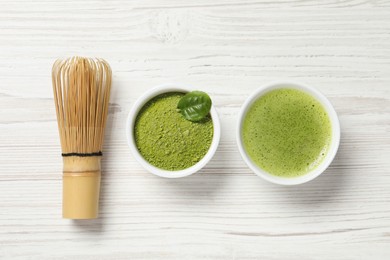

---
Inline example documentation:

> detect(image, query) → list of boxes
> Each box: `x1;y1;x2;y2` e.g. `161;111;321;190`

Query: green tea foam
242;88;332;178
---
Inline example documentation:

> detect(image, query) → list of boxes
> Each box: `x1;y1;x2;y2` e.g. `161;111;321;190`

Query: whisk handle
62;157;102;219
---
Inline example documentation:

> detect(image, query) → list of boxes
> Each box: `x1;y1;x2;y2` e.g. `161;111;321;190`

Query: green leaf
177;91;212;122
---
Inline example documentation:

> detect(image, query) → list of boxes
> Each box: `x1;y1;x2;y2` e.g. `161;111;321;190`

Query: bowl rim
126;83;221;178
236;80;341;185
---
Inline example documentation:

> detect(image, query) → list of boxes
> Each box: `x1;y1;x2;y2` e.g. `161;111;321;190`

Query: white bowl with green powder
237;81;340;185
127;84;221;178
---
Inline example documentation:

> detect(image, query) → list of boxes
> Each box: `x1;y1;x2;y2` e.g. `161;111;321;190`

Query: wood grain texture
1;0;390;259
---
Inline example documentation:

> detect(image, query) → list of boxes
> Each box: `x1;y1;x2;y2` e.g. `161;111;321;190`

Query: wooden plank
0;1;389;259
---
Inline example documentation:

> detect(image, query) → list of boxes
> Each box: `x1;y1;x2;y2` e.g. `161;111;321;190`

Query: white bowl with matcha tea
237;81;340;185
127;83;221;178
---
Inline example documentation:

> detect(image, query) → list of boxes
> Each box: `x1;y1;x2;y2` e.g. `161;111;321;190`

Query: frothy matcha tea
243;88;332;177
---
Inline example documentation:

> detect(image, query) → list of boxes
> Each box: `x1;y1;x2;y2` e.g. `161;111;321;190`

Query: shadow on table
71;99;120;233
276;140;348;206
157;143;230;203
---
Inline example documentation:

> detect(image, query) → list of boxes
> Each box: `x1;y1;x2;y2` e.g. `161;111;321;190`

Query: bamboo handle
62;157;101;219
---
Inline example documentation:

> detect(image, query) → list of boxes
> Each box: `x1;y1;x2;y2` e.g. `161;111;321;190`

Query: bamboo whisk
52;57;112;219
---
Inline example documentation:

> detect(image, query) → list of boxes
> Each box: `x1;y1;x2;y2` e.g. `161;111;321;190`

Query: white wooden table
1;1;390;259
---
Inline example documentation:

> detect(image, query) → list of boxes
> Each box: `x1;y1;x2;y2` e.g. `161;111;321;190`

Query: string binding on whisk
61;151;103;157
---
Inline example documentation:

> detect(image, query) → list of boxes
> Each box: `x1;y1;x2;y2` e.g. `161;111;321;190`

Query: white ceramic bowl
237;81;340;185
127;83;221;178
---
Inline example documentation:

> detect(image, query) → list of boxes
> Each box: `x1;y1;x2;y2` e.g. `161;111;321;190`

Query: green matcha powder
135;92;213;171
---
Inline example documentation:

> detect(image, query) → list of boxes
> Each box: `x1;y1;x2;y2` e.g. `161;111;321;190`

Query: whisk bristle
52;57;112;155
